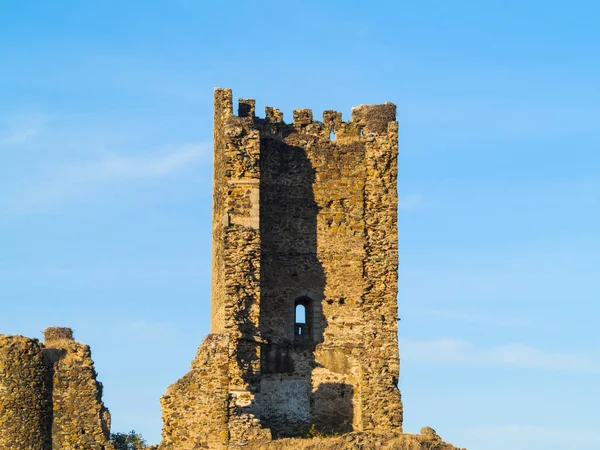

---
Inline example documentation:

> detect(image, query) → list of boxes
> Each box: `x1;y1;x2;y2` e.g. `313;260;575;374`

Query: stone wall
359;107;403;430
0;335;52;450
160;333;271;449
43;327;113;449
0;328;113;450
160;334;231;450
210;89;270;445
247;428;464;450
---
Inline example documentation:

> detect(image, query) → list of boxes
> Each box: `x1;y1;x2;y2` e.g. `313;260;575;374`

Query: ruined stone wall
357;107;403;430
0;328;113;449
247;428;464;450
212;91;262;339
160;334;231;450
213;91;269;445
160;90;270;449
211;88;231;334
43;327;113;450
0;335;52;450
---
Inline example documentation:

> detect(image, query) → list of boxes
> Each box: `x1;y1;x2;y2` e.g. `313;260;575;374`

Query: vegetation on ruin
111;430;147;450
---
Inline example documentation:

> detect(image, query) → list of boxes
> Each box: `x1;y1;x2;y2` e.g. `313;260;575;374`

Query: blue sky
1;1;599;448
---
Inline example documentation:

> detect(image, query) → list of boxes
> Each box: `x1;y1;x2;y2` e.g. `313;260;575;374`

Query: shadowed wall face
255;100;401;435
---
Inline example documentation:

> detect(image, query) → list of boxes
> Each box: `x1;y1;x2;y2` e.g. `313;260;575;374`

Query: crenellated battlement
214;88;397;143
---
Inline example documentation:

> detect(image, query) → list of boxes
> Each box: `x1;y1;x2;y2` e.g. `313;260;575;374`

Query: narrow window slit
294;297;312;340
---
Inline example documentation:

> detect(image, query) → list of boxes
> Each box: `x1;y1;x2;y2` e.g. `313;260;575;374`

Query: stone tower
0;336;52;450
0;328;113;450
160;88;402;449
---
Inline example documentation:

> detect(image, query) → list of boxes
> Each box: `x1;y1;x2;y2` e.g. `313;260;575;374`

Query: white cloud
464;424;600;444
0;268;75;282
62;143;208;182
486;343;598;372
0;114;52;146
12;142;210;212
401;338;600;373
3;128;39;144
415;308;531;328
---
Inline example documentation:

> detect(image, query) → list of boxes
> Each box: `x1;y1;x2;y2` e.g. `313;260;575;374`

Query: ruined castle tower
43;327;113;450
160;88;402;449
0;328;114;450
0;336;52;449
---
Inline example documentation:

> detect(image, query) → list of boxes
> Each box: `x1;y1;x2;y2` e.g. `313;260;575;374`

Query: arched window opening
294;297;312;340
296;304;306;326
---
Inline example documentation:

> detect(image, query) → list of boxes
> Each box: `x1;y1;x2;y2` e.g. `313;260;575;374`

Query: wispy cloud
3;128;39;144
401;338;600;373
0;268;75;282
60;143;208;182
13;142;210;212
0;114;52;146
463;424;600;444
413;308;531;328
